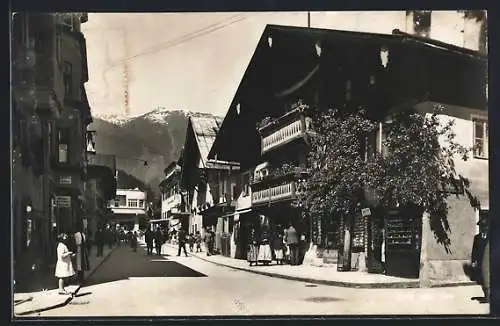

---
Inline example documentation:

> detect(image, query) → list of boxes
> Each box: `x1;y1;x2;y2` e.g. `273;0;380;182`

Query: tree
290;103;476;269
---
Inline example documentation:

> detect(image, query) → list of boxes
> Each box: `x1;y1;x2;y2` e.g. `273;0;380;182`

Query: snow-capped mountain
90;108;222;194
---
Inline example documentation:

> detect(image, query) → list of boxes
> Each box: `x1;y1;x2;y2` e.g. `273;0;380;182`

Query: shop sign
361;208;371;217
55;196;71;207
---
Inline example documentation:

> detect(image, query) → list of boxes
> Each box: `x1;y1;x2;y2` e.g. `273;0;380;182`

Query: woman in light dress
257;215;272;265
55;233;76;295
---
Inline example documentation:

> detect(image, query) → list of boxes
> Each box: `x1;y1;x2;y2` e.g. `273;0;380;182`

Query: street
33;243;489;317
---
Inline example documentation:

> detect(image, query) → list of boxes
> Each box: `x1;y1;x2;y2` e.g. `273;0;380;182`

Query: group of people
144;226;168;256
247;218;303;267
54;225;90;295
176;228;211;257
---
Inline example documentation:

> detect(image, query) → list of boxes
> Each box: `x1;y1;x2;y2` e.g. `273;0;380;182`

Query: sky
81;11;476;118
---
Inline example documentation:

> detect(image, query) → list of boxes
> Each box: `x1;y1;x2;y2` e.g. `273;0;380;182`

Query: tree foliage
292;103;477;251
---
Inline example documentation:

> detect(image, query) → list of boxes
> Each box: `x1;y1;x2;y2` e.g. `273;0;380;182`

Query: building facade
158;161;189;230
207;20;487;284
11;12;92;285
107;188;148;231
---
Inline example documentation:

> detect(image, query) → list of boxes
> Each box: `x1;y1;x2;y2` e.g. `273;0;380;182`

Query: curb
15;246;117;317
166;244;477;289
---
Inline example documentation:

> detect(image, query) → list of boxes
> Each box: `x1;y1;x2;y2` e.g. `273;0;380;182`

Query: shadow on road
83;246;206;287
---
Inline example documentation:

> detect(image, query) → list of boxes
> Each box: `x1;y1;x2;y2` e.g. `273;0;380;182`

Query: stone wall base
420;259;471;287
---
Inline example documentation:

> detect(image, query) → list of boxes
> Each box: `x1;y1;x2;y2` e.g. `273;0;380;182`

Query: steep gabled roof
189;116;223;168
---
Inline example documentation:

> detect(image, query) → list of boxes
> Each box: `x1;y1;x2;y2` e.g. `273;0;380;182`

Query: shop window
63;61;73;97
58;13;75;31
473;119;488;159
139;199;144;208
413;11;431;38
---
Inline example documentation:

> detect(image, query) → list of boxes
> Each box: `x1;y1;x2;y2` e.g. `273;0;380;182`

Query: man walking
95;227;104;257
285;223;299;265
154;227;163;256
177;228;189;257
145;226;154;255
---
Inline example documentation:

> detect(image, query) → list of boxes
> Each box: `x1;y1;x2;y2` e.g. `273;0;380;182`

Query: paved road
35;244;489;317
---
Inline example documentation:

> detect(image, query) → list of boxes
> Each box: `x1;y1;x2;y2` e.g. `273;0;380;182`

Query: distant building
157;161;189;231
107;188;147;231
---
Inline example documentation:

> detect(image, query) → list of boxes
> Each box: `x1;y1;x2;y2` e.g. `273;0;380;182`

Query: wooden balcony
252;181;296;205
260;108;314;155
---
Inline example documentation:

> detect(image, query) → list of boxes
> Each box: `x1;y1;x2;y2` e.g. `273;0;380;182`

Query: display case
384;211;421;278
352;213;366;252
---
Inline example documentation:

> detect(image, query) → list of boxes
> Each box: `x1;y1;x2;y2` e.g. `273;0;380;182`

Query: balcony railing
252;181;296;205
261;117;313;154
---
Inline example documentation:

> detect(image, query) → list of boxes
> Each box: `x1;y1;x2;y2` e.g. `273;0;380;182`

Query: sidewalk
163;243;475;289
14;245;116;317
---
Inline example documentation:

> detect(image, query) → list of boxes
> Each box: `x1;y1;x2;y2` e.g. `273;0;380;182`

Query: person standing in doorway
177;228;189;257
54;233;75;295
285;223;299;265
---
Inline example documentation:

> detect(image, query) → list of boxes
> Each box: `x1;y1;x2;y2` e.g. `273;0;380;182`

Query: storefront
336;204;422;278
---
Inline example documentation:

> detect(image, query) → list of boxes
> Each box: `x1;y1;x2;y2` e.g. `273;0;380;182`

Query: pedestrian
188;233;195;252
95;227;104;257
247;227;259;266
208;227;216;255
381;228;387;274
284;223;299;265
130;231;138;252
145;226;154;255
272;227;285;265
257;215;272;265
195;231;202;253
177;228;189;257
74;226;89;285
55;233;75;295
154;227;163;256
471;218;489;303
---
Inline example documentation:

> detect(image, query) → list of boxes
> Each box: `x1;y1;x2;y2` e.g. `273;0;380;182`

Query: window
58;128;71;163
58;14;75;30
139;200;144;208
413;11;431;38
63;61;73;96
115;195;126;207
128;199;138;208
473;119;488;159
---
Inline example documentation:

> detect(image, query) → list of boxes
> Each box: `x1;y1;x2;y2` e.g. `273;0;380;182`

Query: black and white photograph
11;10;491;317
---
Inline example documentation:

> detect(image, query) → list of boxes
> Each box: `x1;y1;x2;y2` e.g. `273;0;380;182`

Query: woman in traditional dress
257;215;272;265
55;233;75;295
272;227;285;265
247;227;259;266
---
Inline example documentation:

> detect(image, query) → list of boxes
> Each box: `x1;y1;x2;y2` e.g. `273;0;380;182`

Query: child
195;231;202;253
55;233;76;295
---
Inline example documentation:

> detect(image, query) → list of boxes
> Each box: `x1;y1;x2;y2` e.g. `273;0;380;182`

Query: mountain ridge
90;107;223;196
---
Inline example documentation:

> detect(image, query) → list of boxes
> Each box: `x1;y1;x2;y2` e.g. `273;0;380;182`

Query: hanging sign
361;208;371;217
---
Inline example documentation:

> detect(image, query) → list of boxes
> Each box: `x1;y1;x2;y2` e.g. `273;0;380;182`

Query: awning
148;219;169;223
220;208;252;219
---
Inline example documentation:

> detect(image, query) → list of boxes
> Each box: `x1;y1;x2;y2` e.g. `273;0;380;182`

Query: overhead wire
99;13;250;70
